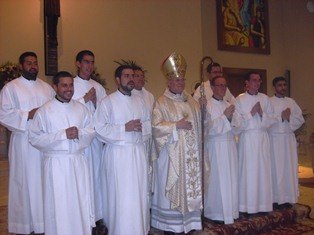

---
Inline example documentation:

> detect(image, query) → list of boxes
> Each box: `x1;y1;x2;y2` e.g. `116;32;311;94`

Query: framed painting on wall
216;0;270;54
223;67;267;97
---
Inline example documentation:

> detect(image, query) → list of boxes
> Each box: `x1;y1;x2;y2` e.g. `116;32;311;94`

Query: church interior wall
0;0;313;138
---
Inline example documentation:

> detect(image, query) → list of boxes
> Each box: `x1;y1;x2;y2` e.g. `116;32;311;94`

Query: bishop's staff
199;56;213;226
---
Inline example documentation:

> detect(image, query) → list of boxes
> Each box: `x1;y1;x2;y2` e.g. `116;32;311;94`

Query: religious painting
222;67;267;97
216;0;270;54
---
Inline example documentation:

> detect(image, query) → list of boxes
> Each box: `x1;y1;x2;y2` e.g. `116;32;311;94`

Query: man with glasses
232;72;275;215
193;62;235;104
151;53;202;234
204;76;238;224
94;65;151;235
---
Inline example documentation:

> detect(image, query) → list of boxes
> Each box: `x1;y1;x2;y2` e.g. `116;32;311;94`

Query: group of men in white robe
0;50;305;235
195;62;304;225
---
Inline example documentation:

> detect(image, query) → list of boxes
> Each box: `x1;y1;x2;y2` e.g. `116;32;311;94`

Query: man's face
212;77;227;99
118;68;135;93
209;66;222;80
76;55;95;79
274;80;287;97
133;69;145;90
53;76;74;103
21;56;39;79
168;76;185;94
246;73;262;93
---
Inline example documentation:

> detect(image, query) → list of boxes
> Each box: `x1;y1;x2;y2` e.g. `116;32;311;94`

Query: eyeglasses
214;84;228;88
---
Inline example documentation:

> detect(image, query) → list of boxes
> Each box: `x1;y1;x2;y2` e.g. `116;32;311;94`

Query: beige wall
1;0;313;136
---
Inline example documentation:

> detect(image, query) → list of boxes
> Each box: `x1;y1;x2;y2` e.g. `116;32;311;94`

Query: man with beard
268;77;304;209
151;52;202;234
0;51;54;234
72;50;107;226
94;65;151;235
29;71;95;235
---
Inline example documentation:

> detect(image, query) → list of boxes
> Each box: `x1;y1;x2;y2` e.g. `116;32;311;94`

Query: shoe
212;220;225;224
280;203;293;209
164;231;175;235
273;203;280;210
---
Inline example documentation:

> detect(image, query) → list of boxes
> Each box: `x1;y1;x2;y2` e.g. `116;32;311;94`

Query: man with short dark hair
204;75;238;224
0;51;54;234
193;62;235;104
94;65;151;235
232;72;275;214
29;71;95;235
269;76;304;209
73;50;107;224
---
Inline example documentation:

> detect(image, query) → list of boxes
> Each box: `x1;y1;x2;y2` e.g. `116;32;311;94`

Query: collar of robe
55;95;69;103
78;75;91;81
275;94;285;98
212;95;223;101
246;90;258;96
118;88;131;96
164;88;188;102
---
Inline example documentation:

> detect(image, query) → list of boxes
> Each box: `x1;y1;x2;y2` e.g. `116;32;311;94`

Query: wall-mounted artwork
216;0;270;54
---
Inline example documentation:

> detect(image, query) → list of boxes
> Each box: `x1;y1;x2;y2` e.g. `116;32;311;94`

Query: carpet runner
1;204;314;235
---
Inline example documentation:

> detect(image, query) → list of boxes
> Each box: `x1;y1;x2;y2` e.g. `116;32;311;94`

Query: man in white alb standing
269;76;304;209
72;50;107;225
0;51;54;234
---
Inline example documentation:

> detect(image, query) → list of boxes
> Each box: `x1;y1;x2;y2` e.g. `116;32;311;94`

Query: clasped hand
251;102;263;117
66;126;79;140
176;117;192;130
125;119;142;132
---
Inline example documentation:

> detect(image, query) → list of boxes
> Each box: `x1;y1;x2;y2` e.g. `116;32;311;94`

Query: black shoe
273;203;280;210
280;203;293;209
212;220;225;224
164;231;175;235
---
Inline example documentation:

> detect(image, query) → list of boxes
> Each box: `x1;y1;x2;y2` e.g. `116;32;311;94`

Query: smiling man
29;71;95;235
94;65;151;235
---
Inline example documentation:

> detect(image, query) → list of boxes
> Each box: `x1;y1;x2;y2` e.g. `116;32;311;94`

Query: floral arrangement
0;61;21;89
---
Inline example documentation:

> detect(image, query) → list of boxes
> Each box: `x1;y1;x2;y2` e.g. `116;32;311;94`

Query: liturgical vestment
72;75;107;221
0;76;54;234
269;96;304;204
94;90;151;235
204;97;238;224
151;89;202;233
29;98;95;235
232;92;275;213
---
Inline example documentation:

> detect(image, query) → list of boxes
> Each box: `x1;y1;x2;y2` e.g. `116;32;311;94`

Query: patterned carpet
1;204;314;235
202;204;314;235
0;205;6;235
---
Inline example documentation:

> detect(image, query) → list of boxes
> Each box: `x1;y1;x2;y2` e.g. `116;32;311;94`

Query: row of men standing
0;51;304;235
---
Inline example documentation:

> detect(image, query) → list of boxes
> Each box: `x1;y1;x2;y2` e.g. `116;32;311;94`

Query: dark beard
22;71;38;81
